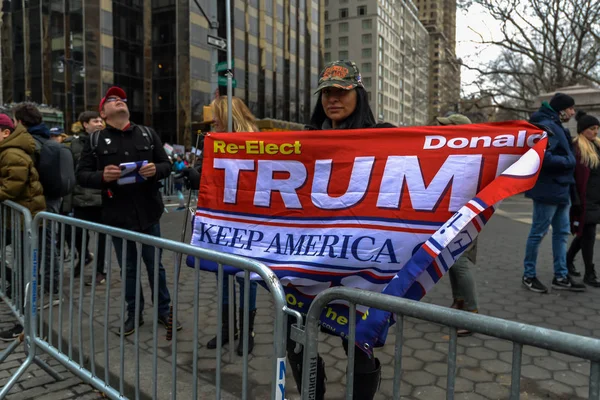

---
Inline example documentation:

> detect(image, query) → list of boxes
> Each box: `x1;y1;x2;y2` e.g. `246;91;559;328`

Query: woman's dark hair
308;86;376;130
12;103;42;128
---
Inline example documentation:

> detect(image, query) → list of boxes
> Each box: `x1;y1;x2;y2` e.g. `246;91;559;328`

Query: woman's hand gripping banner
188;121;547;353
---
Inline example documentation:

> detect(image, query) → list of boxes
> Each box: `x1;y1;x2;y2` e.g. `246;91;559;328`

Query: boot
288;350;326;400
207;307;238;349
352;358;381;400
568;261;582;277
237;309;256;356
584;265;600;287
450;299;464;310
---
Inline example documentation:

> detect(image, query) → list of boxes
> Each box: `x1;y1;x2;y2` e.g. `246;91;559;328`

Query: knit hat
576;111;600;134
315;60;363;94
549;93;575;112
436;113;472;126
0;114;15;130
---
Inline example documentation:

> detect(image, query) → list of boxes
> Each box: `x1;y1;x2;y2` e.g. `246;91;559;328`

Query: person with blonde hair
567;111;600;287
210;96;259;133
205;95;260;356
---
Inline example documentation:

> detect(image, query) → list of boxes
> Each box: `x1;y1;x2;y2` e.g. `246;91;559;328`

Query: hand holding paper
139;163;157;178
118;161;148;185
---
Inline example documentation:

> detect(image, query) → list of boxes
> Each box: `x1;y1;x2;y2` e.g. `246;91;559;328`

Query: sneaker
85;273;106;287
118;315;144;336
158;313;183;331
0;324;23;342
39;293;63;310
584;272;600;288
552;276;586;292
522;276;548;293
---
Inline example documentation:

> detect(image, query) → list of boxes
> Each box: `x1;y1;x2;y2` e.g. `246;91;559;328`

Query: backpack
33;136;76;199
89;125;154;154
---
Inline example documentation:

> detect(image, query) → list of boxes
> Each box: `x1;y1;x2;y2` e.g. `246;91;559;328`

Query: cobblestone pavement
1;196;599;399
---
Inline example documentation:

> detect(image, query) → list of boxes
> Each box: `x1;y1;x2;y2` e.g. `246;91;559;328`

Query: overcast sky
456;4;502;96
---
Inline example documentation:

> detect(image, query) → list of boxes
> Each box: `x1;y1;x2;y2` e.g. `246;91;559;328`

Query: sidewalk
1;197;598;399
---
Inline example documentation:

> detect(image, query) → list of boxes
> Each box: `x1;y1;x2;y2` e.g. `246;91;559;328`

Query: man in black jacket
76;87;180;335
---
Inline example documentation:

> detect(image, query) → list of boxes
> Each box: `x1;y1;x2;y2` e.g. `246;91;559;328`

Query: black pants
567;223;597;272
73;207;106;274
285;315;377;374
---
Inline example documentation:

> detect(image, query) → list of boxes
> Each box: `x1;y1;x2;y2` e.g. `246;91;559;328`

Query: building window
339;22;349;32
378;77;383;90
325;24;331;34
357;6;367;15
339;8;348;18
339;50;349;59
324;52;331;62
361;62;372;72
362;19;372;29
325;11;328;20
325;38;331;48
339;36;349;46
362;34;372;44
363;77;372;87
378;35;384;47
378;49;383;62
361;48;372;58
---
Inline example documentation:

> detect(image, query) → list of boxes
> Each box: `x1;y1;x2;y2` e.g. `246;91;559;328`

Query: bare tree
460;0;600;114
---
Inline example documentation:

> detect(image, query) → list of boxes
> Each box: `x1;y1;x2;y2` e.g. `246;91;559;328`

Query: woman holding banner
205;96;260;356
285;60;394;400
567;111;600;287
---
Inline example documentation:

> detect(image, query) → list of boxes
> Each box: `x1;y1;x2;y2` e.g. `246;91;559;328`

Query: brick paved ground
1;195;599;399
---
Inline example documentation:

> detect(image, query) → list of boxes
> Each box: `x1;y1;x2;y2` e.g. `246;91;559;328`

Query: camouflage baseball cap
314;60;363;94
436;113;472;126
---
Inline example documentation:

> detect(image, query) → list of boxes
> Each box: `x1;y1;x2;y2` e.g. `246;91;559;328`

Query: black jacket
67;133;103;209
76;123;171;231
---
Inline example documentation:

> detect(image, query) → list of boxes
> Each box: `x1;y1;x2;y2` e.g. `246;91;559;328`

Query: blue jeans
112;223;171;316
221;275;257;311
524;201;570;279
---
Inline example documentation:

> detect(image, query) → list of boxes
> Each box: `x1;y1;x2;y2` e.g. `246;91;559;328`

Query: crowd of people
0;60;598;399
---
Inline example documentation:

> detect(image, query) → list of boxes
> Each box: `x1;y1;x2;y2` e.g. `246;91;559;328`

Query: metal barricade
0;211;300;400
294;287;600;400
0;201;63;385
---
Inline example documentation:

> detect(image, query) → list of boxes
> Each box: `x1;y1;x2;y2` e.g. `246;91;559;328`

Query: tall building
1;0;323;147
414;0;460;119
324;0;429;126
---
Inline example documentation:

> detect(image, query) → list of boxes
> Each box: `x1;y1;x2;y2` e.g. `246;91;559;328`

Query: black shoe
237;309;256;356
552;276;586;292
207;308;237;349
158;313;183;331
0;324;23;342
584;273;600;287
119;315;144;336
568;261;582;277
522;276;548;293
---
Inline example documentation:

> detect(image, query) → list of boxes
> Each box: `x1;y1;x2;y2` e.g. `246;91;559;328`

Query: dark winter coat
0;124;46;217
68;133;102;209
571;143;600;235
76;123;171;232
526;104;576;205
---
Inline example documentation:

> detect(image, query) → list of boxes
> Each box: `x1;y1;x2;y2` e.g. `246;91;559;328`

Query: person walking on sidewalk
436;113;480;335
567;111;600;287
0;114;46;340
522;93;586;293
76;86;181;336
71;111;107;286
204;96;260;356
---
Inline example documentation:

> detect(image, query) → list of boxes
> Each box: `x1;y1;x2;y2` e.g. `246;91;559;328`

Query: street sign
218;76;237;88
207;35;227;51
215;60;234;72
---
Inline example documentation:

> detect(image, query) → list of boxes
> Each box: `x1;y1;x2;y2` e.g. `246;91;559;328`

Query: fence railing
0;211;301;400
294;287;600;400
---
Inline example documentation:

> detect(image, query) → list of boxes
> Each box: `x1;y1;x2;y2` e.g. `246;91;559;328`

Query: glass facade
4;0;323;141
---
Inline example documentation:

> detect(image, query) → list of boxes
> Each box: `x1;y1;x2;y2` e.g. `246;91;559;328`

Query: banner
188;122;547;351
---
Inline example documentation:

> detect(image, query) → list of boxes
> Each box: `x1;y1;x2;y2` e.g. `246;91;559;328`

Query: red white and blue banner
188;122;547;352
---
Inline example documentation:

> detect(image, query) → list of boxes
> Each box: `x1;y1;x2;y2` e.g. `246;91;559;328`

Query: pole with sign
226;0;233;133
